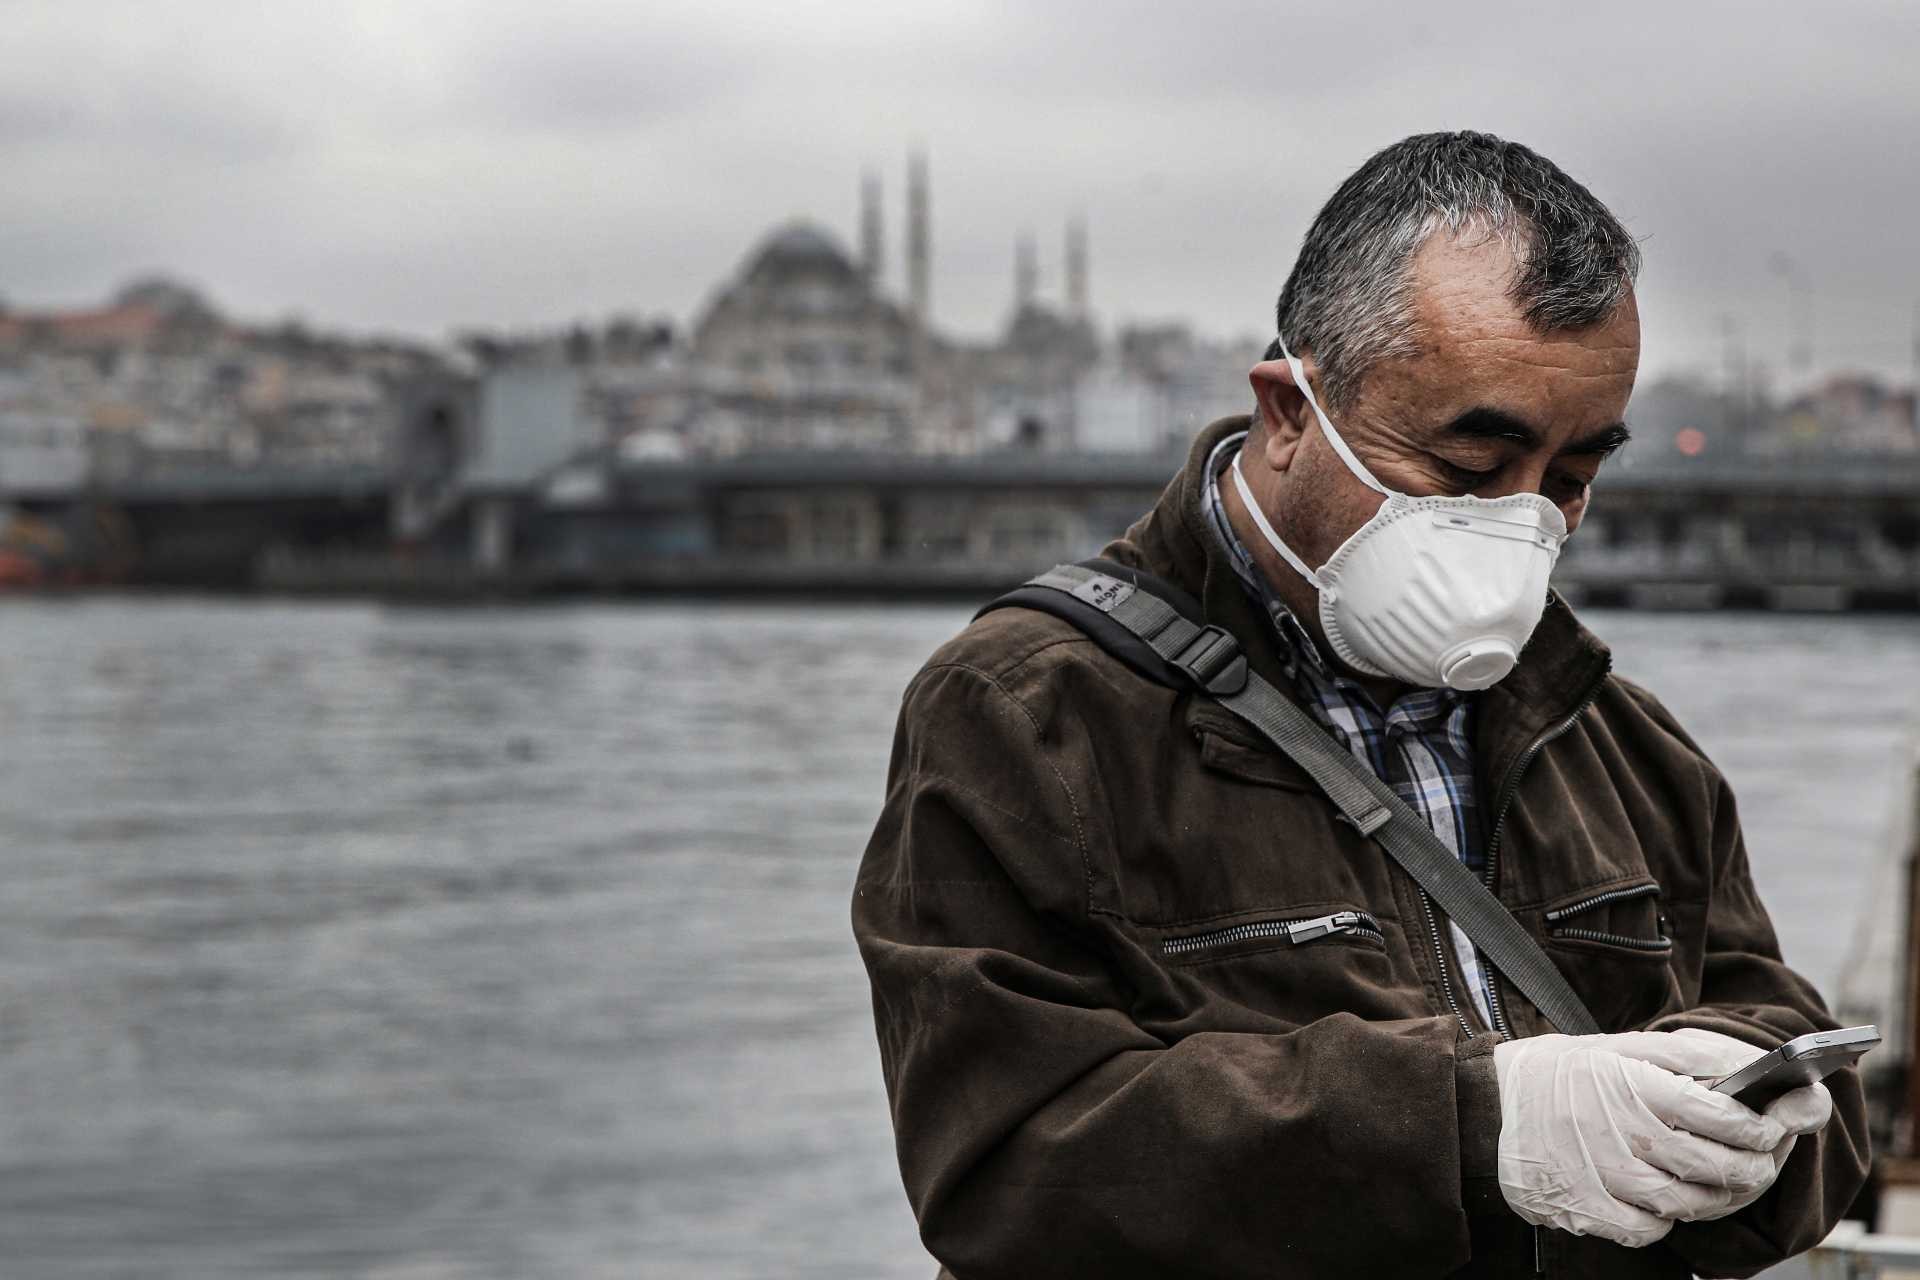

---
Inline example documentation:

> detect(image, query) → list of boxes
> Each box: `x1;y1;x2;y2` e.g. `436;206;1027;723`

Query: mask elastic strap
1229;448;1324;590
1276;334;1392;499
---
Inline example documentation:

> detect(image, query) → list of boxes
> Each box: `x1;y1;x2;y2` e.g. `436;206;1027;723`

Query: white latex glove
1594;1027;1769;1080
1494;1033;1788;1247
1753;1079;1836;1182
1596;1027;1834;1221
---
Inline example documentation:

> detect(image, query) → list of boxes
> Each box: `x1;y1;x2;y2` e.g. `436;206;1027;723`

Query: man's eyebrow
1438;408;1631;456
1441;407;1541;447
1562;422;1632;456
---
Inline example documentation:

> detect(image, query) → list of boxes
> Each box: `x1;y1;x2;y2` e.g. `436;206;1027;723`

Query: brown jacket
851;415;1869;1278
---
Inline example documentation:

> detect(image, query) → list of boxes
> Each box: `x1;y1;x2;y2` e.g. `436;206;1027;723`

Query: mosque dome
742;221;859;286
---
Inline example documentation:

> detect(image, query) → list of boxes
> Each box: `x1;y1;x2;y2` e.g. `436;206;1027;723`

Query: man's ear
1248;358;1313;472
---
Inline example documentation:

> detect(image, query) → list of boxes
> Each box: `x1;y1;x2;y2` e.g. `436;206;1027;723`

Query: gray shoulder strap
1024;563;1600;1037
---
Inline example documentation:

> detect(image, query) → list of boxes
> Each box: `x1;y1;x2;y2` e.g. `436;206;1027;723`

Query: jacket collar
1098;416;1300;716
1098;414;1615;788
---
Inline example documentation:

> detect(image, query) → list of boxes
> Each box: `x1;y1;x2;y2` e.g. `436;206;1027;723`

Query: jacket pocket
1540;878;1683;1031
1544;880;1672;953
1161;909;1386;963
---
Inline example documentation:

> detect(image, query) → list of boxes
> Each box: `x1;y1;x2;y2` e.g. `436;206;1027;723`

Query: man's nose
1483;457;1551;499
1480;459;1586;532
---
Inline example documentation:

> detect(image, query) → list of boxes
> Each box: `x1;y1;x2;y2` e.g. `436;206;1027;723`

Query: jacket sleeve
1624;689;1872;1277
851;659;1502;1279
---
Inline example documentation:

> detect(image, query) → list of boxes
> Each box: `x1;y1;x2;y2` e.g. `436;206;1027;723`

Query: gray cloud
0;0;1915;385
444;11;760;133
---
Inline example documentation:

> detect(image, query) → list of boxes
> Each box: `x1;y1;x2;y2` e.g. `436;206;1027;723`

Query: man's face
1252;231;1641;575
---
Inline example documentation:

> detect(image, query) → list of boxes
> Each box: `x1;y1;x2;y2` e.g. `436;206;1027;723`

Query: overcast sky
3;0;1917;386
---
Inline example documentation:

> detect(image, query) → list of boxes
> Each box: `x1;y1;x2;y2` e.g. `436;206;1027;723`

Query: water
2;598;1917;1279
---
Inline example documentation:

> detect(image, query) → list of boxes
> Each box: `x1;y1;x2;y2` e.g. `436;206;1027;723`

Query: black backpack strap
983;560;1600;1037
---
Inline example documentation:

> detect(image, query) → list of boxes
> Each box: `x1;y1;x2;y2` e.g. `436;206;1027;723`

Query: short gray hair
1269;131;1641;409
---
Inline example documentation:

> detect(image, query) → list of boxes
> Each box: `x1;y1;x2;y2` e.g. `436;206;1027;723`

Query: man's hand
1603;1027;1835;1221
1493;1033;1789;1247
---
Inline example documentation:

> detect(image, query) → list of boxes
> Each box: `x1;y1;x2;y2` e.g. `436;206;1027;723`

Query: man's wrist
1458;1032;1507;1216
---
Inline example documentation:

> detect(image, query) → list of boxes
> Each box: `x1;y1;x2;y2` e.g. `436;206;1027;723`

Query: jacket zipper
1547;925;1673;951
1543;882;1660;922
1161;910;1384;956
1544;879;1672;952
1479;660;1613;1042
1419;891;1474;1039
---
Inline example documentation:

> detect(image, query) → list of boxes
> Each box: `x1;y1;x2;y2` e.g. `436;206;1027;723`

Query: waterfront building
687;221;917;453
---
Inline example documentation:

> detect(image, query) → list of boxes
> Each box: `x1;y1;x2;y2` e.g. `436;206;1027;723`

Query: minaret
906;149;930;330
858;170;883;288
1911;299;1919;434
1066;215;1088;322
1014;232;1038;312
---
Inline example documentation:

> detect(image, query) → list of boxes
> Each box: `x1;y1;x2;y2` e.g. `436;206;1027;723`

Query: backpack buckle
1168;624;1248;695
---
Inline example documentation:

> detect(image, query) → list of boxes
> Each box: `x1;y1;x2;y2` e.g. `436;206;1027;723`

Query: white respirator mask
1229;336;1567;692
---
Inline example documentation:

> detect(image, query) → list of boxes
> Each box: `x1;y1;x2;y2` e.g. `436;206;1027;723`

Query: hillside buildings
0;278;448;493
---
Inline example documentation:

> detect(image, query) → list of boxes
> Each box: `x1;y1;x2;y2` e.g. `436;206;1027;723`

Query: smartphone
1708;1025;1880;1110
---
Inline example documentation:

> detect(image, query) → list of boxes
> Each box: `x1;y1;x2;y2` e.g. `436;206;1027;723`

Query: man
851;131;1868;1278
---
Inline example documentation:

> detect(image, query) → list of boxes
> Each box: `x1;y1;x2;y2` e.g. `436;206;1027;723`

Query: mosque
687;153;1102;454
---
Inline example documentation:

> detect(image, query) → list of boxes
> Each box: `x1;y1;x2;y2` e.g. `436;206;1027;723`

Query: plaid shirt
1200;431;1496;1027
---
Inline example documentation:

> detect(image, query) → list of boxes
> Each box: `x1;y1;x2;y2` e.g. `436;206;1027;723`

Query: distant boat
0;504;135;589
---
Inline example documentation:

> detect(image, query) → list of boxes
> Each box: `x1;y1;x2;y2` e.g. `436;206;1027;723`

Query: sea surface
2;598;1918;1279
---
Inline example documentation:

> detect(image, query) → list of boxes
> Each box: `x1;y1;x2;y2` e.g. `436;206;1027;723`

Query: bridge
10;447;1920;607
509;448;1920;608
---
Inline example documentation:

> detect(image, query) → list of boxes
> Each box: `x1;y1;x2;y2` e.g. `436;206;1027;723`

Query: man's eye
1550;472;1592;499
1440;460;1498;487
